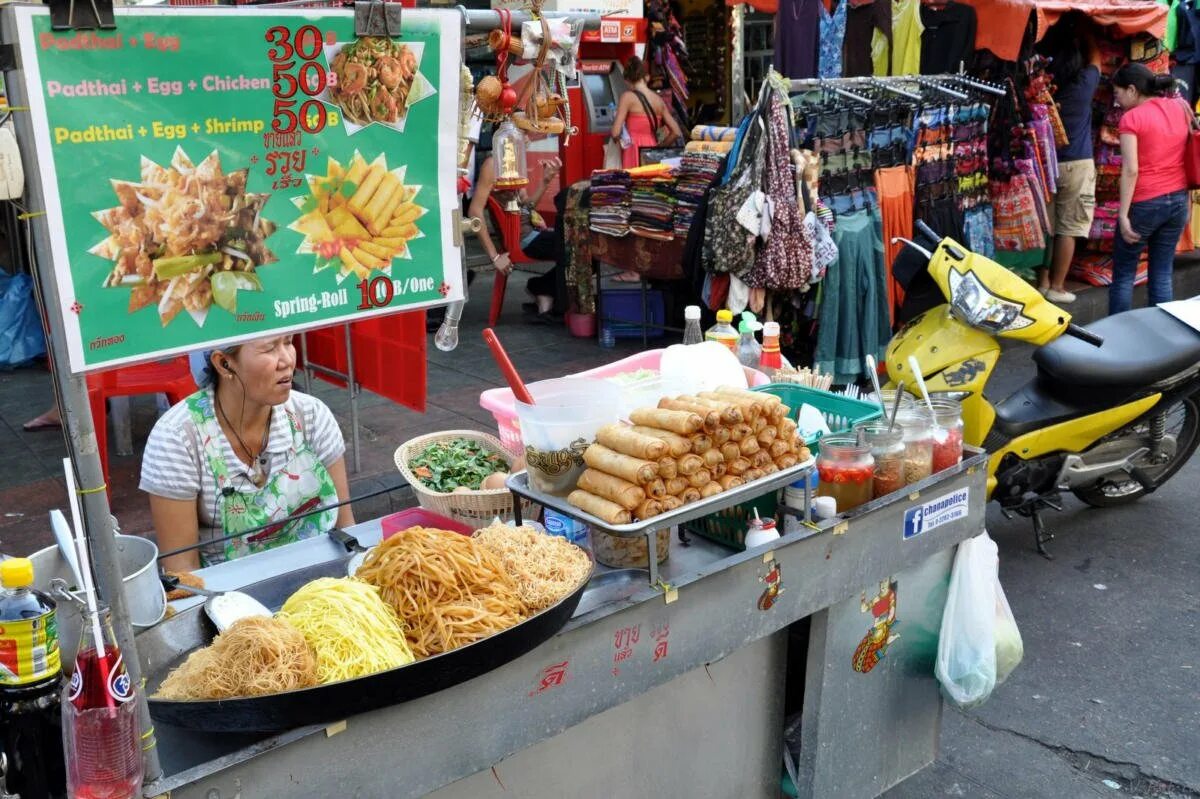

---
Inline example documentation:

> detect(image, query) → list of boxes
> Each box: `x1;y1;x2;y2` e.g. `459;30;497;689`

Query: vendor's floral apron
186;391;337;564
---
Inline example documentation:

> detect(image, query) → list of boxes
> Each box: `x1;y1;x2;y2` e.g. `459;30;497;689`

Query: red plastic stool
86;355;198;496
486;195;538;327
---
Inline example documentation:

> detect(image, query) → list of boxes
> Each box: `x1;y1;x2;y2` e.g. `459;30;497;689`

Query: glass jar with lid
815;436;875;512
929;397;965;473
863;389;917;417
854;422;906;499
894;406;934;485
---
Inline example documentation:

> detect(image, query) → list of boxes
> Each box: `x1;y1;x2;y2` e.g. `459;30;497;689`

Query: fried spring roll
665;476;689;496
677;454;705;476
711;427;732;446
595;424;668;460
577;469;646;511
582;444;658;485
686;395;743;425
757;426;778;447
658;398;720;432
752;450;772;469
718;474;744;490
743;467;765;482
769;404;789;422
727;457;751;476
715;385;782;409
711;461;728;479
644;478;666;498
752;415;768;434
778;417;799;440
699;481;723;498
761;462;780;475
658;457;678;480
739;436;761;456
769;439;792;459
699;391;761;422
568;490;631;524
720;442;742;462
702;448;724;470
776;454;799;469
629;408;703;436
690;433;713;455
729;422;753;442
687;468;712;488
633;498;664;521
661;495;683;511
630;426;692;457
681;487;701;503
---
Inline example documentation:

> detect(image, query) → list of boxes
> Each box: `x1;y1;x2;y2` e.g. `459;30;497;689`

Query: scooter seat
1034;307;1200;392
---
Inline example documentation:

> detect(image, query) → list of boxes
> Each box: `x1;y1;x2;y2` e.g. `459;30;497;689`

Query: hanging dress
818;0;849;79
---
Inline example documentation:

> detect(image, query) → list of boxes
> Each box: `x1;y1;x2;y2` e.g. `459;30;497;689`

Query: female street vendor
140;335;354;570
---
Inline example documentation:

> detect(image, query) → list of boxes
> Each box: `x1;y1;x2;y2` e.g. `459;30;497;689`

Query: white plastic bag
936;531;999;708
994;577;1024;684
603;138;623;170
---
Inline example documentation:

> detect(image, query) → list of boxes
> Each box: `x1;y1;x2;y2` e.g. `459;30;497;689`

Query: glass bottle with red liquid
61;608;142;799
815;436;875;512
929;398;965;473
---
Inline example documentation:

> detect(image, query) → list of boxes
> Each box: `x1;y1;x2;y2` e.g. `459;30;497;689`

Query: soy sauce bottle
0;557;66;798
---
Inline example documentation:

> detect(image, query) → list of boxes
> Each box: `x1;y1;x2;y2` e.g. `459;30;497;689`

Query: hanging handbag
1177;97;1200;190
704;105;769;277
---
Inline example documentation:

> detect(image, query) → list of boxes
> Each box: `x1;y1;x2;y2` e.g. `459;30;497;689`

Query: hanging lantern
492;119;529;194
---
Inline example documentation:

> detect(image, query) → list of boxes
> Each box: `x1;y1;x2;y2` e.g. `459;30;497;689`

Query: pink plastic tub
479;348;771;454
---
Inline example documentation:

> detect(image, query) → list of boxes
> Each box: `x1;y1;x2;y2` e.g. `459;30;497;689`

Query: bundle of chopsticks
772;366;834;392
567;386;810;525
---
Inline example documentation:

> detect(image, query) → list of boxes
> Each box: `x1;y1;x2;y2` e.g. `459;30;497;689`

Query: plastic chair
86;355;198;496
486;195;538;326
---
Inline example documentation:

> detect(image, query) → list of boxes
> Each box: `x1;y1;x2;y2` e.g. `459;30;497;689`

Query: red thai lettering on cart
651;623;670;663
529;660;570;696
611;624;642;676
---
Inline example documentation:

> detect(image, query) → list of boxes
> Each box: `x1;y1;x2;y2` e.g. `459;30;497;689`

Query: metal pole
344;322;361;474
730;3;745;122
299;331;313;394
457;6;604;33
0;11;160;781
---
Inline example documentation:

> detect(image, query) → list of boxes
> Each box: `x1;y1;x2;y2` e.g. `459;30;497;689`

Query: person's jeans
1110;190;1189;315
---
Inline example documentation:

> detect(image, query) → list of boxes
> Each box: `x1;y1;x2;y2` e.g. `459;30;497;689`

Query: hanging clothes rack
947;73;1006;97
786;74;991;102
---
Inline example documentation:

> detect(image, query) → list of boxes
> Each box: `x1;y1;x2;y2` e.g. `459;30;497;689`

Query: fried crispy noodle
354;527;528;658
278;577;415;683
155;616;318;701
473;524;591;612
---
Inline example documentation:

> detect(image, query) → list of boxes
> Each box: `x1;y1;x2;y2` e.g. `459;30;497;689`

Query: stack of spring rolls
567;386;812;524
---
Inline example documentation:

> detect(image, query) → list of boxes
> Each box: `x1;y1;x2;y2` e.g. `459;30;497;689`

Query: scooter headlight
947;269;1034;334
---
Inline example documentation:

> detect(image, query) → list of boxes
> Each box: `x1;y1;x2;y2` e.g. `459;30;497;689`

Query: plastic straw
482;327;535;405
62;458;104;650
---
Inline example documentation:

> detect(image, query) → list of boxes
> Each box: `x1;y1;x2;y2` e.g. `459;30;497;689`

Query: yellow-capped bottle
0;558;60;688
704;309;738;352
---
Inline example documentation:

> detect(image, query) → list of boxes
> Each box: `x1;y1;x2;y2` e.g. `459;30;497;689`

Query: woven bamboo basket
395;430;539;530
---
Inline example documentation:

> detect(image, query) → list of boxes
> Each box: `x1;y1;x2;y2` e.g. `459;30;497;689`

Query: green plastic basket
684;384;881;551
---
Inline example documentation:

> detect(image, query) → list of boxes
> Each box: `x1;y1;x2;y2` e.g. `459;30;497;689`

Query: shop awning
727;0;779;15
963;0;1168;62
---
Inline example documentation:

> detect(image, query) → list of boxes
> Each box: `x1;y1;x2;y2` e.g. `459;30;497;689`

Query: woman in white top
140;335;353;570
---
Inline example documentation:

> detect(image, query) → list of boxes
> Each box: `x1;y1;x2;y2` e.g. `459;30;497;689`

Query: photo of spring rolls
92;149;277;326
727;457;751;476
690;433;713;455
577;469;646;511
681;487;701;503
718;474;743;490
686;395;743;425
629;408;703;436
658;457;678;480
739;437;761;456
665;476;689;495
702;448;724;470
661;495;683;511
729;423;753;442
720;442;742;462
631;426;692;457
583;444;658;485
699;482;723;498
676;454;704;476
644;478;666;498
712;427;732;446
568;490;631;524
659;398;720;431
595;424;668;461
633;498;664;521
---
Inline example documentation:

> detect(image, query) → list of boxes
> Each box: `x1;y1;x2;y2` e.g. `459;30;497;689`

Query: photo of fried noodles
90;148;277;326
289;151;425;280
329;36;418;126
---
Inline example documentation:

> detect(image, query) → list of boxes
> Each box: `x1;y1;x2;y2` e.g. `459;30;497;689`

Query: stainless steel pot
29;534;167;662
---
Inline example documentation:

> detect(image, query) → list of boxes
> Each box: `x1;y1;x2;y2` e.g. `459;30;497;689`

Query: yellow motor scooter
885;228;1200;554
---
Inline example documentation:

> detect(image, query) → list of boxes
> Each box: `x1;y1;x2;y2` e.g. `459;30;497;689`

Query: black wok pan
140;554;589;733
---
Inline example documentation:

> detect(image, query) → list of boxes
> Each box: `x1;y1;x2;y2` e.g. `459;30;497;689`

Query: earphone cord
215;382;269;474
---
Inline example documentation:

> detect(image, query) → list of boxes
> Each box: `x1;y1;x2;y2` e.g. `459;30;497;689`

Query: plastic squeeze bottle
704;310;738;352
760;321;782;370
682;305;703;345
736;312;763;369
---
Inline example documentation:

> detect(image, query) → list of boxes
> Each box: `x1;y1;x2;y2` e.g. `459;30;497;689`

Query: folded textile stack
629;176;677;240
589;170;632;237
673;152;723;237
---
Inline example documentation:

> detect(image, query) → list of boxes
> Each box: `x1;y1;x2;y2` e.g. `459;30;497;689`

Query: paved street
0;263;1197;797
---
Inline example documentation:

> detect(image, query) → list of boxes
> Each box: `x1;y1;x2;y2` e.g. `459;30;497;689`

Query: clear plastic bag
994;576;1024;684
936;531;999;708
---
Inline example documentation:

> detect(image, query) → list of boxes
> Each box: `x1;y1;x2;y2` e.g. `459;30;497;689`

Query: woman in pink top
1111;63;1192;314
609;57;683;170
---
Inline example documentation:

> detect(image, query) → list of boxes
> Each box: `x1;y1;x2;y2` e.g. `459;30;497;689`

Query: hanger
915;76;969;101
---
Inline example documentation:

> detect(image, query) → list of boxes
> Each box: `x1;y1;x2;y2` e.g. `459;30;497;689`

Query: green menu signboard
10;6;463;372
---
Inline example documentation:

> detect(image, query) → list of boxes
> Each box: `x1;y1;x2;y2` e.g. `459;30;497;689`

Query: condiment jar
854;422;906;499
815;436;874;512
929;398;965;473
864;389;917;417
894;407;935;485
744;516;780;549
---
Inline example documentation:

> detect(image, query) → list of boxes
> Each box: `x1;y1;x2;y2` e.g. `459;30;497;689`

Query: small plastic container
515;378;622;496
855;422;906;499
381;508;473;539
895;407;935;485
930;398;965;473
815;436;874;512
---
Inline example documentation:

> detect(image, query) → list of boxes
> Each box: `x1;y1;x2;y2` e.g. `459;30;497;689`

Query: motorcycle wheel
1072;396;1200;508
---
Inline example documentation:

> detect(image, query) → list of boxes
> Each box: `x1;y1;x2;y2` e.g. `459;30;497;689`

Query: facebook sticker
903;488;970;540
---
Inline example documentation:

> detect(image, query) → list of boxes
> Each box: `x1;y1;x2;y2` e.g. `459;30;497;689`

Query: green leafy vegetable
409;437;509;492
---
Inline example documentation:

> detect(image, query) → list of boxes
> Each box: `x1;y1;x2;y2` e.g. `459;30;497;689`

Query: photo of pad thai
90;148;277;326
328;36;419;127
289;151;425;280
